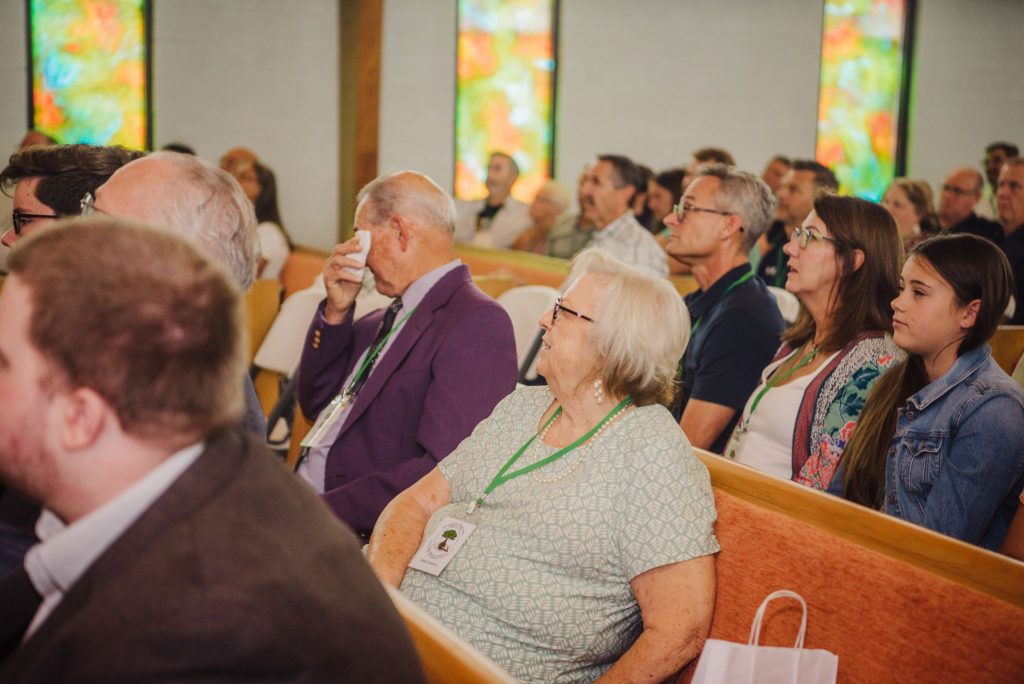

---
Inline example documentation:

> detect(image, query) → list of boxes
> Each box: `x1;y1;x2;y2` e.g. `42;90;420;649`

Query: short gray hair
143;152;260;289
357;171;456;235
572;248;690;407
696;163;777;251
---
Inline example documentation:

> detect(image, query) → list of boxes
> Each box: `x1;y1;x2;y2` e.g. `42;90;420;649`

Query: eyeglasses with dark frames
552;297;595;324
672;202;734;222
11;209;62;236
791;226;842;249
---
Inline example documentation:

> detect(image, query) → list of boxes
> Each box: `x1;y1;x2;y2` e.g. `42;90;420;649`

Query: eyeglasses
941;184;974;196
672;202;734;222
791;226;842;249
11;209;61;236
552;297;595;324
80;192;95;216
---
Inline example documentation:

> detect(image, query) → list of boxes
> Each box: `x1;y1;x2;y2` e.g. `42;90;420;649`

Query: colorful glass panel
816;0;911;201
455;0;556;202
30;0;149;149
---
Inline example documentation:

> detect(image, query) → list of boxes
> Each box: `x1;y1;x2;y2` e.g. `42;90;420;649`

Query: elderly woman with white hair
368;248;718;683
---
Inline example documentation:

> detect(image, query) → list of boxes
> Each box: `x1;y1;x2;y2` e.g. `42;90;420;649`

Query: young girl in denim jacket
841;234;1024;550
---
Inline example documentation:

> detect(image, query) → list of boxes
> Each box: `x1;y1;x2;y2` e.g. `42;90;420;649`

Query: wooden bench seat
680;450;1024;683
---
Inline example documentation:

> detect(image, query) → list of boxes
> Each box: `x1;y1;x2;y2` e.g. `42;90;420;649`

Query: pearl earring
593;378;604;404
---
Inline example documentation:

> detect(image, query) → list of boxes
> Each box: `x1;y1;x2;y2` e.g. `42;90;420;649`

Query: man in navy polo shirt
665;165;784;453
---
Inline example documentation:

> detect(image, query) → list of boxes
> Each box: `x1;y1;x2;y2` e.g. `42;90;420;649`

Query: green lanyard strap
692;269;755;334
469;396;633;512
346;307;416;396
747;345;819;417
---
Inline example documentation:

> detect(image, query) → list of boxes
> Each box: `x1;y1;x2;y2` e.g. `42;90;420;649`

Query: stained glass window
816;0;913;200
455;0;557;202
29;0;150;149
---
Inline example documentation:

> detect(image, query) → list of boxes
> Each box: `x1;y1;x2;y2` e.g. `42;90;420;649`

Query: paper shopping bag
691;590;838;684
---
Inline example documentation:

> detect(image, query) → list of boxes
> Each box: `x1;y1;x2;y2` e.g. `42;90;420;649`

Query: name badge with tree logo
408;517;476;576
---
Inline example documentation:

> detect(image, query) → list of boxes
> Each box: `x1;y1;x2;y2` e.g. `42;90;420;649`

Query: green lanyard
346;307;416;396
692;269;755;334
772;246;787;288
746;344;819;417
467;396;633;513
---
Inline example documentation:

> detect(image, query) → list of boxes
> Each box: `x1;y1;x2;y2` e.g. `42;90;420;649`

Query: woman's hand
367;468;452;587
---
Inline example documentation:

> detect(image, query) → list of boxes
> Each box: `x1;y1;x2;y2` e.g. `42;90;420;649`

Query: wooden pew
244;279;282;366
990;325;1024;374
678;450;1024;683
385;586;517;684
280;247;330;298
455;243;701;297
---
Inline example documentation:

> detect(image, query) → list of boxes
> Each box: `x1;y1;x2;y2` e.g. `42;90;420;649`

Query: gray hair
357;171;457;235
572;248;690;407
696;163;776;251
142;152;260;289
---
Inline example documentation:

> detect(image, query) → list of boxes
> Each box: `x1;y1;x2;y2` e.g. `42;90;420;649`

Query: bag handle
747;590;808;649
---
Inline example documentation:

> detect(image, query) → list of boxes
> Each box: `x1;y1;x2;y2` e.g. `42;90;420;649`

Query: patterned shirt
587;211;669;277
400;386;718;683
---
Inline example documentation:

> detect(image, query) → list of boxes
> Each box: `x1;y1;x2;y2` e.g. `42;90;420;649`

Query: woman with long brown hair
840;234;1024;550
726;195;903;490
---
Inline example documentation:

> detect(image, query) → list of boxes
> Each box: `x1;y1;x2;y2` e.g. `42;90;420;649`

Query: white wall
378;0;456;189
152;0;339;250
378;0;1024;199
2;0;1023;248
909;0;1024;192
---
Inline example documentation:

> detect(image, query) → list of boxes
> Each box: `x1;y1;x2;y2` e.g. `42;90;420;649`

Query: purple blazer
297;264;517;535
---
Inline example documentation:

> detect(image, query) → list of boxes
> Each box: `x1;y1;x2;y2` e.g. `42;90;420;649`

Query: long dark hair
782;195;903;353
841;234;1014;507
253;162;293;249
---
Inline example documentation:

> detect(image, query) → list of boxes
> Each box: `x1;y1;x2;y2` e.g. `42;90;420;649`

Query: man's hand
322;234;368;324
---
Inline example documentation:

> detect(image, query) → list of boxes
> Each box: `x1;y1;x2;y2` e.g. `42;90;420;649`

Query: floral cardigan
772;331;902;490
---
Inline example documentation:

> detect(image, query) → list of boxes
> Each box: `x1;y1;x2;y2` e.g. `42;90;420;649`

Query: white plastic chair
253;287;325;376
497;285;560;381
767;286;801;324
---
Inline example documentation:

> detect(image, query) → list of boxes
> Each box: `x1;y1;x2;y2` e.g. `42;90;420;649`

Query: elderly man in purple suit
296;171;517;538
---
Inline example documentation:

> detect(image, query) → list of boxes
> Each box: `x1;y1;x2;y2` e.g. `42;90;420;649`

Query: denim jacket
882;344;1024;550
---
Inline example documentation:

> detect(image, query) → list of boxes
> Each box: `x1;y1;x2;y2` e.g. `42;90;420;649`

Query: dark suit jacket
298;264;517;535
0;431;424;683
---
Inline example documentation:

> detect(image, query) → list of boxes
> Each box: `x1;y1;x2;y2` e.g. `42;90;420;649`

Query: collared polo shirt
673;263;785;453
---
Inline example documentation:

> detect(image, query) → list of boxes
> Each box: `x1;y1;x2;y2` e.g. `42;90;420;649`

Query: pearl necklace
531;405;634;484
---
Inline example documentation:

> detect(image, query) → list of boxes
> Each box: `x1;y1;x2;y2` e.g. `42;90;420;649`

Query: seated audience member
510;179;572;255
690;146;735;170
664;164;784;453
296;171;517;538
219;145;259;174
936;167;1002;242
90;152;266;437
760;154;791;194
543;169;596;259
838;234;1023;550
756;160;839;287
369;249;717;683
577;154;669;277
727;195;903;490
0;144;146;573
160;142;196;155
632;163;655;230
1001;494;1024;561
454;152;531;248
0;219;423;681
230;160;293;279
1;144;144;247
982;141;1019;219
882;178;938;251
649;167;687;237
997;157;1024;324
